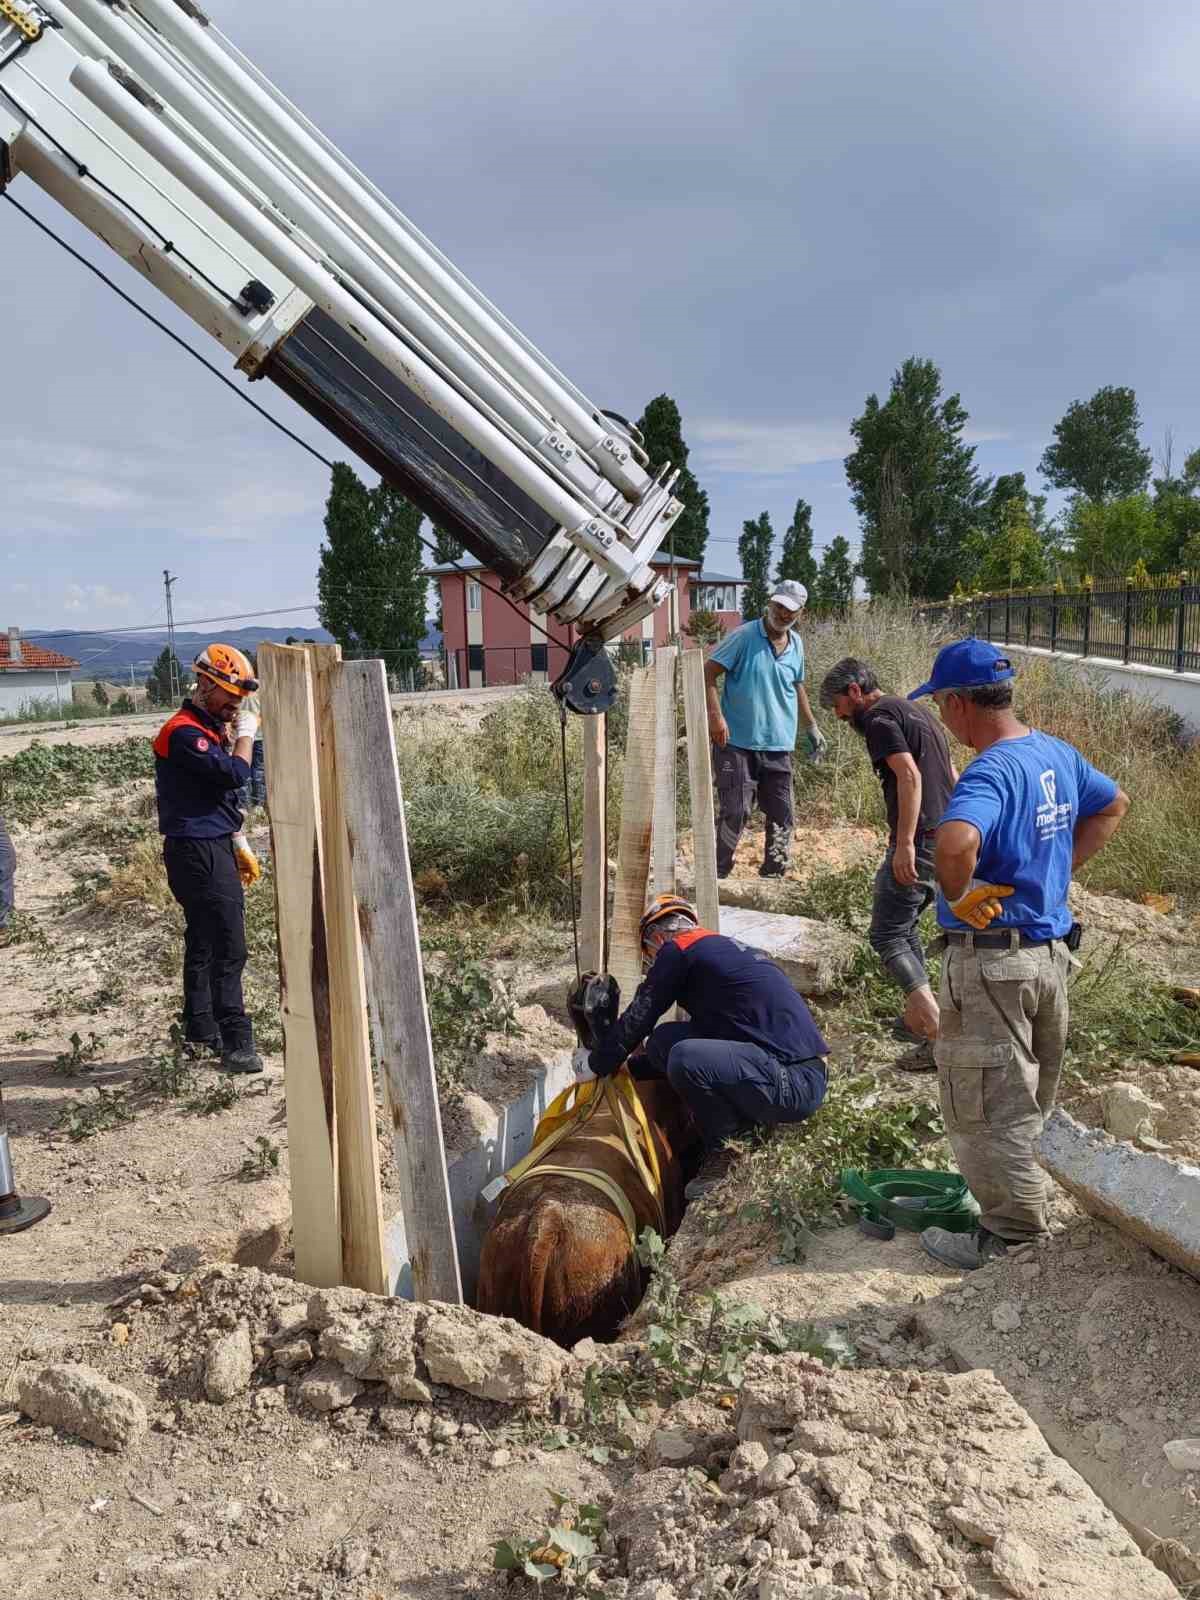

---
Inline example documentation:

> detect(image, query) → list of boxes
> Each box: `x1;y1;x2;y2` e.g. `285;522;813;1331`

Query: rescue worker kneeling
153;644;263;1075
580;895;829;1199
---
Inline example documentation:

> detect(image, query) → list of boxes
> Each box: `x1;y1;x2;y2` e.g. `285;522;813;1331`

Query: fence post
1082;588;1091;656
681;650;720;935
1049;590;1058;652
579;715;607;977
652;646;678;896
610;666;657;1007
1024;594;1032;647
1122;583;1133;664
1176;584;1188;676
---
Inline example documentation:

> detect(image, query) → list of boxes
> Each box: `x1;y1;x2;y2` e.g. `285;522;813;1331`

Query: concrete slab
1038;1107;1200;1282
717;904;857;995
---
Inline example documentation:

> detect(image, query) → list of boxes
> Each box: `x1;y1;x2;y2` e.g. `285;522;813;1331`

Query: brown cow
476;1075;697;1347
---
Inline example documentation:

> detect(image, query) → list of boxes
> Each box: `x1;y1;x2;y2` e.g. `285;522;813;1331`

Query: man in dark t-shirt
820;657;957;1066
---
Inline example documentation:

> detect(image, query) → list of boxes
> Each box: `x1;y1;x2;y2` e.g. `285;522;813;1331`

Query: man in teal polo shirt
704;580;827;878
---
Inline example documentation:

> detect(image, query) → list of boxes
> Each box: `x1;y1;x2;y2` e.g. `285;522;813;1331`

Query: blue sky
4;0;1200;629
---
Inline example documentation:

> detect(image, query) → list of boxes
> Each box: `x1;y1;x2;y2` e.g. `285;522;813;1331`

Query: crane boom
0;0;681;701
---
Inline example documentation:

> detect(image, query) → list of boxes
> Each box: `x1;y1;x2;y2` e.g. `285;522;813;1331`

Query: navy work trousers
0;814;14;928
163;835;251;1051
643;1021;827;1150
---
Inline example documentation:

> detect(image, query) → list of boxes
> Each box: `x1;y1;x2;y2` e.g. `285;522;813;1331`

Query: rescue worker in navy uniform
154;645;263;1074
581;895;829;1199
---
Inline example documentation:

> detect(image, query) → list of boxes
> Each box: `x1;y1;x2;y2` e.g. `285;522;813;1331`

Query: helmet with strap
638;893;699;948
194;643;258;698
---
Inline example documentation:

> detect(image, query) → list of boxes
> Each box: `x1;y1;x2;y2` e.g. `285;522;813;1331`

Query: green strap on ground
841;1167;979;1234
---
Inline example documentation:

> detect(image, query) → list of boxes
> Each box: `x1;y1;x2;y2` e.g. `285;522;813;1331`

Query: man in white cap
704;579;827;878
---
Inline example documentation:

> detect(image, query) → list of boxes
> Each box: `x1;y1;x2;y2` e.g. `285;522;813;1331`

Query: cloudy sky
4;0;1200;633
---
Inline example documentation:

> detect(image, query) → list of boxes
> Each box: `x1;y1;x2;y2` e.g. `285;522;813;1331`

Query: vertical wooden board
609;666;657;1007
332;660;463;1304
652;646;678;897
579;715;607;977
304;645;386;1295
257;644;342;1289
682;650;720;933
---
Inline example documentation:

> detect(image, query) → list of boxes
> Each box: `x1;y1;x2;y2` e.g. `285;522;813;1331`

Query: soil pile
605;1353;1175;1599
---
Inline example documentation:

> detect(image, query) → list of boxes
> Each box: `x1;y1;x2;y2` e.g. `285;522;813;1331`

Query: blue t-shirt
710;620;805;751
937;730;1119;940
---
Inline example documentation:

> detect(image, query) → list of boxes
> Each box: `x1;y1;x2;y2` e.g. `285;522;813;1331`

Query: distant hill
27;622;441;680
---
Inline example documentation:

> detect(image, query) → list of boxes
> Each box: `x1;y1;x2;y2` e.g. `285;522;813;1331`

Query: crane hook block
551;635;617;715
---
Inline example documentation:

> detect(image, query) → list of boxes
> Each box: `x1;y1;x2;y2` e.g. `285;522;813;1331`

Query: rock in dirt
204;1324;253;1404
421;1306;565;1402
296;1361;363;1413
1102;1082;1164;1142
18;1364;147;1451
991;1532;1041;1598
307;1287;431;1402
1163;1438;1200;1472
991;1300;1022;1333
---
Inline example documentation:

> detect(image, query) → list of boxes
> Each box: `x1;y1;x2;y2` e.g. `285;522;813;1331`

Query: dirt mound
605;1354;1174;1599
916;1216;1200;1576
1071;1060;1200;1164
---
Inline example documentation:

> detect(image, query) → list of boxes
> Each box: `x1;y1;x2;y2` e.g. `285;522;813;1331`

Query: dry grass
98;836;175;913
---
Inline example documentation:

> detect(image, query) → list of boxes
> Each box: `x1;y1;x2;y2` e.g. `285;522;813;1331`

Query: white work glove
235;704;259;741
232;833;262;887
572;1045;595;1081
804;723;828;765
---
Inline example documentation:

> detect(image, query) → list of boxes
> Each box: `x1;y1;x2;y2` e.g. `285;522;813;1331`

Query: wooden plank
681;649;720;933
304;645;387;1295
609;665;657;1007
652;646;678;897
257;644;342;1289
331;659;463;1304
579;715;607;976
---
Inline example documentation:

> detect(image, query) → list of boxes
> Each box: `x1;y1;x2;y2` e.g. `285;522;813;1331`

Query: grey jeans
868;843;937;994
714;745;794;876
0;814;14;928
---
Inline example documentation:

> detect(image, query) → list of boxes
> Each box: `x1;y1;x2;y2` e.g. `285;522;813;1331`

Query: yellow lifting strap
490;1066;665;1240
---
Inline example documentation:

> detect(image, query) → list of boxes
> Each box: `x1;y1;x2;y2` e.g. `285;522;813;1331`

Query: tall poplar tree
738;511;773;620
635;394;710;565
775;498;818;593
317;464;427;673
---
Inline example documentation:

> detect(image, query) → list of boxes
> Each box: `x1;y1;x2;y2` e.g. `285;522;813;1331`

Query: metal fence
927;578;1200;676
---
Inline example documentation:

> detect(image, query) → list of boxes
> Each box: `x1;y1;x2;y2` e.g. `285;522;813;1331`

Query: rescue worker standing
154;645;263;1074
908;639;1128;1270
705;580;827;879
582;895;829;1199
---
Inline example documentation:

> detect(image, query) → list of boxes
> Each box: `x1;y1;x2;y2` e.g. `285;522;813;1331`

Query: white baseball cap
768;580;807;612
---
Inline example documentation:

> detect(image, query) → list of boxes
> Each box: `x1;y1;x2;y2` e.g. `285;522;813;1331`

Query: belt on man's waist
944;929;1052;949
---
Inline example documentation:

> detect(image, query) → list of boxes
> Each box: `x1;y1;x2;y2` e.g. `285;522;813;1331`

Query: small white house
0;627;80;716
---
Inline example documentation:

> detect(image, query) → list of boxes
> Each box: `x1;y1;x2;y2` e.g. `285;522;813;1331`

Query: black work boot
220;1044;263;1075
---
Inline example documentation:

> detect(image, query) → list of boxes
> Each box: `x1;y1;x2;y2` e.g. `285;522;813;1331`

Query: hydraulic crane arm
0;0;681;705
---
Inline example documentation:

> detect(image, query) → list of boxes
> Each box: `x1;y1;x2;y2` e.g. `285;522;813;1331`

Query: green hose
840;1167;979;1234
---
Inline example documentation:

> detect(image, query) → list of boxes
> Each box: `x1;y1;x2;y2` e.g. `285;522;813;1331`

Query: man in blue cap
909;638;1129;1270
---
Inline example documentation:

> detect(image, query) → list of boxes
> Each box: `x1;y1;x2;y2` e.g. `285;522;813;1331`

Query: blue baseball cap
908;637;1015;700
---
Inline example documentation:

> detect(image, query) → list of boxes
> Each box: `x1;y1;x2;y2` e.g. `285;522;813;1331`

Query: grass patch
732;1075;947;1261
1063;943;1199;1089
421;926;521;1103
0;739;153;826
99;836;175;913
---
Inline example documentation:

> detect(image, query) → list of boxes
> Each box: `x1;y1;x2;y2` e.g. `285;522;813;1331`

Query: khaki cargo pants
934;933;1070;1243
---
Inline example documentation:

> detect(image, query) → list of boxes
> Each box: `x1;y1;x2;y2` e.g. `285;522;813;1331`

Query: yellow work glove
948;883;1014;930
232;833;261;888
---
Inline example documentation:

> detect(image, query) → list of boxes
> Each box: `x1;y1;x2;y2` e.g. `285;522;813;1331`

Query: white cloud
691;420;853;477
63;583;133;614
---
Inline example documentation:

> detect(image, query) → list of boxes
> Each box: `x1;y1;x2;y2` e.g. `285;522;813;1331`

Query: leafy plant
52;1030;104;1075
1064;942;1199;1087
142;1026;197;1099
422;942;520;1102
493;1493;606;1587
0;739;153;826
4;910;51;952
238;1135;281;1180
57;1085;135;1141
185;1078;242;1116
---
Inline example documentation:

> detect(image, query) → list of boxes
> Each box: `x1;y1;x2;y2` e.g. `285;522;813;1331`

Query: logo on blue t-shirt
938;731;1119;941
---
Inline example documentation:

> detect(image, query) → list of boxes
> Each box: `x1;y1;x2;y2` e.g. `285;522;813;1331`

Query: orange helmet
639;893;698;948
194;643;258;698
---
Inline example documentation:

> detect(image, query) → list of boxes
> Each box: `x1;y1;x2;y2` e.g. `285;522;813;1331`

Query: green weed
57;1085;135;1141
52;1030;104;1075
142;1028;197;1099
1064;943;1199;1087
422;936;520;1103
185;1078;241;1116
493;1493;606;1587
237;1135;281;1180
0;739;153;826
3;911;51;952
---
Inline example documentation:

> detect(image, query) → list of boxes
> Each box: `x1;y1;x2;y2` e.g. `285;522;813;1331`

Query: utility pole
163;570;181;702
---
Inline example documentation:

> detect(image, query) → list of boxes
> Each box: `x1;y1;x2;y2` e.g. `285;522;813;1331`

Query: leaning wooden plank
332;659;463;1305
609;665;657;1007
579;715;607;977
258;644;342;1289
681;649;720;933
305;645;387;1295
652;645;678;897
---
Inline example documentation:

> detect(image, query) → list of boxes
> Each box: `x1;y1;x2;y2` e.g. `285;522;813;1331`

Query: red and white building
426;558;746;687
0;627;80;716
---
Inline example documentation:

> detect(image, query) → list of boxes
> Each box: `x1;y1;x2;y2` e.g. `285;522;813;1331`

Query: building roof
424;552;703;577
690;570;743;585
0;636;80;671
